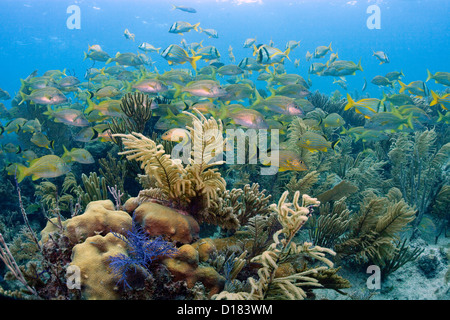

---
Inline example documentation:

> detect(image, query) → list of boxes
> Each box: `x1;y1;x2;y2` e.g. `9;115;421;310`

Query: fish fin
85;97;96;114
14;163;28;183
344;93;354;110
19;91;28;105
50;140;55;149
189;54;202;70
398;80;407;93
357;58;363;72
406;113;414;129
426;69;433;82
173;83;183;98
437;110;444;122
430;90;439;106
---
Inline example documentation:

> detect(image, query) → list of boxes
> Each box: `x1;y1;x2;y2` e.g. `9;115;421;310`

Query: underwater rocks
124;199;200;244
417;249;444;279
65;200;132;244
162;243;225;298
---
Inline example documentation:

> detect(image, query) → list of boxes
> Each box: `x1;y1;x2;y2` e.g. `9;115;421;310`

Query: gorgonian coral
108;218;178;289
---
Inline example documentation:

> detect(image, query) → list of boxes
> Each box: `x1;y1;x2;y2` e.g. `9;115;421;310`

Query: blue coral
108;217;178;289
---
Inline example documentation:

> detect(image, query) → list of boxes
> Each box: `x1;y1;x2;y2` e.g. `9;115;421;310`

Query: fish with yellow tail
62;146;95;164
430;90;450;110
313;42;332;59
261;150;308;172
169;21;200;35
426;70;450;86
398;80;428;97
160;44;202;70
344;93;380;119
298;131;340;153
12;155;70;183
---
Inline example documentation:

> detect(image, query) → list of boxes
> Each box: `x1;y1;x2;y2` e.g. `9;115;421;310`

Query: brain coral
70;232;128;300
65;200;132;244
162;244;225;297
131;201;200;244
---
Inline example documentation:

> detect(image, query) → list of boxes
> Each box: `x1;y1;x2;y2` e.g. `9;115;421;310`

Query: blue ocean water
0;0;448;103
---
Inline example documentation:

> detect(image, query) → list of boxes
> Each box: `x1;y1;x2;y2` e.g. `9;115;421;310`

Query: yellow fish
12;155;70;183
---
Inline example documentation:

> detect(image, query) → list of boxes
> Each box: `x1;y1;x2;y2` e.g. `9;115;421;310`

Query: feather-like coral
213;191;336;300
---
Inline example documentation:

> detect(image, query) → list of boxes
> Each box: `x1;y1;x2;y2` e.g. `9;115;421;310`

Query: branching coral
74;172;108;209
388;130;450;228
108;218;178;290
335;188;416;266
213;191;337;300
113;109;227;223
206;183;272;232
308;197;351;248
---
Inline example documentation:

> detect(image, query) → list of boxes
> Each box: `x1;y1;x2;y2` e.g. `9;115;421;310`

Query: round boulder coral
133;202;200;244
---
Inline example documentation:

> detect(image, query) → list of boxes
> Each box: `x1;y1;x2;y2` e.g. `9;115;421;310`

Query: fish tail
62;145;70;159
42;105;53;117
105;57;112;65
406;113;414;129
19;79;27;92
193;23;200;32
398;80;407;93
171;4;177;10
188;54;202;70
328;42;333;52
284;47;291;61
437;110;444;122
430;90;439;106
14;163;28;183
83;52;88;61
85;97;97;114
252;44;259;57
19;91;28;105
344;93;354;110
426;69;433;82
357;58;363;72
331;139;340;150
173;83;183;99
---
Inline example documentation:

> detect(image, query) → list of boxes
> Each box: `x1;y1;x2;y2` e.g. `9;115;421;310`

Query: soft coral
108;217;178;289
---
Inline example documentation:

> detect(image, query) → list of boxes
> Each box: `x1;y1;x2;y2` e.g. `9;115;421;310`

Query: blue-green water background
0;0;449;105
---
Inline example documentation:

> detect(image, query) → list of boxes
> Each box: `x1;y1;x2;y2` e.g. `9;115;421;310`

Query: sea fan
108;218;178;290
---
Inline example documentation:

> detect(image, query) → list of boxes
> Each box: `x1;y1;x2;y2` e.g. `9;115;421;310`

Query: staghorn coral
213;191;337;300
